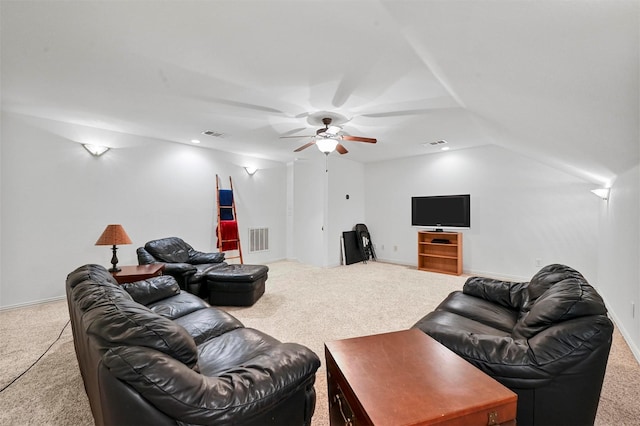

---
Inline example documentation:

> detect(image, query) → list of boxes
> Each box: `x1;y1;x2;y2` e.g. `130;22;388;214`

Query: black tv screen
411;194;470;228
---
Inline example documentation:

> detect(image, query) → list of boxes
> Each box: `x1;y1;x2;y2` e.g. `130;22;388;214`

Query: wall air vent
202;130;225;138
249;227;269;253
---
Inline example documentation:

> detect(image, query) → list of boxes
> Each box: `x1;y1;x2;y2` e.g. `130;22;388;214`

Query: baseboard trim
599;295;640;365
0;295;66;312
374;258;530;281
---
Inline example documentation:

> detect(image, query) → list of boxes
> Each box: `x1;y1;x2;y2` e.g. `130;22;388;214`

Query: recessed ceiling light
202;130;224;138
191;139;201;144
422;140;448;149
441;146;450;151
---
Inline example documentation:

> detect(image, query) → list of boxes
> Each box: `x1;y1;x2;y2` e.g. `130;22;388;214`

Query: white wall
597;164;640;359
290;155;366;267
327;156;366;267
364;145;600;282
0;112;287;308
292;158;325;266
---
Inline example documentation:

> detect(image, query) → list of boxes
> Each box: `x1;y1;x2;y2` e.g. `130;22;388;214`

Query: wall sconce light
244;167;258;176
83;144;110;157
95;224;132;272
590;188;610;200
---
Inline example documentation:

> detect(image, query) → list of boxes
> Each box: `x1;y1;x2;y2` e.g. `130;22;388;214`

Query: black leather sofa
413;264;613;426
66;264;320;426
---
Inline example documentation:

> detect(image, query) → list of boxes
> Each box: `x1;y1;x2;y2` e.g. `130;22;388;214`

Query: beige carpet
1;260;639;425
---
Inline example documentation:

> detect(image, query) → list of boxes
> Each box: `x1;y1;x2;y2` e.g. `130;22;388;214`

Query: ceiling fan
281;117;377;155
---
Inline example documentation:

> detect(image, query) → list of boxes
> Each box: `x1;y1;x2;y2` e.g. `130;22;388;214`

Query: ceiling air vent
202;130;224;138
429;140;447;146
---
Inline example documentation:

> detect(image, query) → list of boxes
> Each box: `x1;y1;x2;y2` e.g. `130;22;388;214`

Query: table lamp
95;224;132;272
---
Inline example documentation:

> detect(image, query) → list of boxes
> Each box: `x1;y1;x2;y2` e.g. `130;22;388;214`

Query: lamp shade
95;224;132;246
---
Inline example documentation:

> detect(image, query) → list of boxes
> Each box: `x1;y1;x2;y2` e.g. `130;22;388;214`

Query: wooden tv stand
417;231;462;275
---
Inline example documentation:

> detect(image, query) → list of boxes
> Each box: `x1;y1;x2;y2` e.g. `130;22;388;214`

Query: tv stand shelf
417;231;462;276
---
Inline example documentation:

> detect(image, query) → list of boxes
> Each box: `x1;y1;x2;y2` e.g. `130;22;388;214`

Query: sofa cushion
147;291;210;320
434;291;518;333
173;308;244;345
145;237;192;263
122;275;181;305
414;310;512;340
82;292;198;368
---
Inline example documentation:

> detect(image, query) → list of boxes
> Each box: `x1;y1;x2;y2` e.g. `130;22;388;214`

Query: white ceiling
2;0;638;184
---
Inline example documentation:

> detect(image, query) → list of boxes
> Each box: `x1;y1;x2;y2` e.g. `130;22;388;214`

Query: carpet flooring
1;260;639;425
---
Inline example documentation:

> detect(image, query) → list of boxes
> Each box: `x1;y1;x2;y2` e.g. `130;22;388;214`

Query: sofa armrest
137;247;158;265
122;275;181;305
463;277;528;310
103;340;321;424
160;262;197;275
187;250;225;265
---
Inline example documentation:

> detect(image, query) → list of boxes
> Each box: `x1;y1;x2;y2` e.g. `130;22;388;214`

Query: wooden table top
111;264;165;284
325;328;517;426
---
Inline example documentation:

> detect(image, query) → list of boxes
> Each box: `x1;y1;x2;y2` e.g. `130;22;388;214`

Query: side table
111;264;165;284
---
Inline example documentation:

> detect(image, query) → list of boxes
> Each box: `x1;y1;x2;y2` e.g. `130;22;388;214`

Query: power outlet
535;258;543;268
393;245;398;252
632;302;636;318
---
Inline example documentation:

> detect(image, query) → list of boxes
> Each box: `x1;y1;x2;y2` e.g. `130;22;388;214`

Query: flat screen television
411;194;470;229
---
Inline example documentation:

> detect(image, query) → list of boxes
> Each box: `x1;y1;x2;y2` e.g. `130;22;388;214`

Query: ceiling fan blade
280;135;314;139
280;127;310;137
294;141;316;152
360;108;447;118
342;135;377;144
336;144;348;155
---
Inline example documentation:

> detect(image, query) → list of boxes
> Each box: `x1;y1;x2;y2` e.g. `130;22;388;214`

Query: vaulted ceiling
2;1;638;185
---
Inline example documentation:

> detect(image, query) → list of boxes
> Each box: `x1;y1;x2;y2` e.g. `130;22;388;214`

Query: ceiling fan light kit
316;138;339;154
282;116;377;156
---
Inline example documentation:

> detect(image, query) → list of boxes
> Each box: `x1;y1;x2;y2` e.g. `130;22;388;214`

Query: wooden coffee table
111;264;165;284
325;329;517;426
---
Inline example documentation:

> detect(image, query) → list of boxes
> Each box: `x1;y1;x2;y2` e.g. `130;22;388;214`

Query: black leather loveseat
413;264;613;426
66;264;320;426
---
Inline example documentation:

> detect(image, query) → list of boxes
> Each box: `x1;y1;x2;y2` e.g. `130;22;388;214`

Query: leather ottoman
205;264;268;306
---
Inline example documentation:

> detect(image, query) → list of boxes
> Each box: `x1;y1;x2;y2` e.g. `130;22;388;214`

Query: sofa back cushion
513;265;608;339
121;275;181;305
145;237;192;263
68;264;198;368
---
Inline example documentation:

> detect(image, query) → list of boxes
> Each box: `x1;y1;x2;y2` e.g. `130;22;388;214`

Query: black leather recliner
66;264;320;426
413;264;613;426
137;237;227;295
